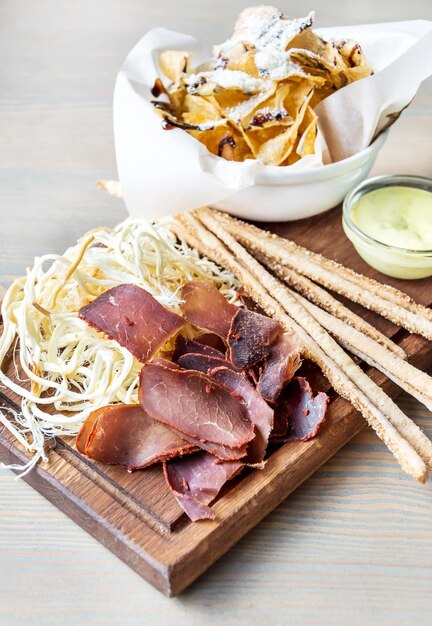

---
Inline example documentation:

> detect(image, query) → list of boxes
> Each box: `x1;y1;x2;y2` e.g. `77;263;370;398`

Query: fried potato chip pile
151;6;373;166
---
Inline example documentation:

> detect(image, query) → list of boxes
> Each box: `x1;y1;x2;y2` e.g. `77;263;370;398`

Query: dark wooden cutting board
1;205;432;596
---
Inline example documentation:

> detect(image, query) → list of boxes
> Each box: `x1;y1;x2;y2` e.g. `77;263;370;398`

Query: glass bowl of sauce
343;174;432;279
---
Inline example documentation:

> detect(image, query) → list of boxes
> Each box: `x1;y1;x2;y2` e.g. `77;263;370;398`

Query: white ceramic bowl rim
255;131;388;184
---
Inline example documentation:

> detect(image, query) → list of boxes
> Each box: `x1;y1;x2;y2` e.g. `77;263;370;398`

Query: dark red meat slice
76;411;99;454
79;284;185;363
172;335;224;362
151;357;180;369
270;406;289;440
273;377;328;442
194;332;227;353
295;359;330;394
238;290;264;314
144;356;247;460
77;404;195;469
181;280;237;338
177;353;240;374
228;309;283;368
164;452;243;521
258;333;302;403
139;362;254;449
161;423;248;460
210;366;273;463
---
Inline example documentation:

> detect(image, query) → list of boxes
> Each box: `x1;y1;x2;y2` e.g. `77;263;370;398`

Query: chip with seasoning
151;5;373;166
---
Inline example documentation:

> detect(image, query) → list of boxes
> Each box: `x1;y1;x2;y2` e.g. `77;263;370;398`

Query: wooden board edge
54;440;176;535
0;411;173;596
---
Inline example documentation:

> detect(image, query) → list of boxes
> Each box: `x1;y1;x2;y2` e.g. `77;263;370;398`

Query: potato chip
280;105;317;166
334;39;370;68
246;107;293;131
209;90;252;115
289;49;336;75
256;87;314;165
225;50;260;77
185;69;268;97
296;106;317;157
238;81;295;131
342;65;375;83
282;80;316;117
159;50;190;85
168;84;187;115
159;110;224;132
289;48;363;90
239;122;285;158
152;6;373;166
220;84;277;125
189;122;253;161
288;27;326;56
322;41;346;70
182;94;222;125
231;84;289;154
213;41;248;67
309;85;335;108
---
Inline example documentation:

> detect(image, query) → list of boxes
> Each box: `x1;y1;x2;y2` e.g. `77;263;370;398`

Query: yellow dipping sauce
351;186;432;251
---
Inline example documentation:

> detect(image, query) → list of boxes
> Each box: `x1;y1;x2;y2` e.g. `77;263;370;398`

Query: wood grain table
1;1;432;624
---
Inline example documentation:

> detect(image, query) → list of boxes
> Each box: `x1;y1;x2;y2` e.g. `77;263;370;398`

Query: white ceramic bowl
213;131;388;222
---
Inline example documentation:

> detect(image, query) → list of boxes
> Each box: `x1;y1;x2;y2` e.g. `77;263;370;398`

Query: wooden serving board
1;206;432;596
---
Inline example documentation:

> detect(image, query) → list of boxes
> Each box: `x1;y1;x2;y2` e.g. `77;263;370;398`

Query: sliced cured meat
162;423;248;460
139;362;254;449
238;290;264;314
247;366;260;386
258;333;302;403
164;452;243;521
151;357;180;369
295;359;330;394
78;404;195;469
210;366;274;463
228;309;282;368
273;377;328;442
181;280;237;338
144;357;247;460
177;353;240;374
172;335;224;362
79;284;185;363
194;332;227;353
76;411;99;454
270;406;289;440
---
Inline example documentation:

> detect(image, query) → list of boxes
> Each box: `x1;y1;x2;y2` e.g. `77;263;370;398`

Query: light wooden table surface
1;1;432;624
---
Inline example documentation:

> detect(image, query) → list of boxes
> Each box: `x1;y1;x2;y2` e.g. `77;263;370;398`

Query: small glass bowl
342;174;432;280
